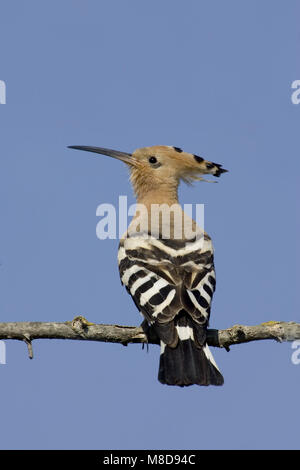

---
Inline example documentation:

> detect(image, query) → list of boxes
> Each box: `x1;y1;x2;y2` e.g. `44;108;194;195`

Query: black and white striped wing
118;236;216;346
118;244;176;323
181;249;216;328
118;234;223;386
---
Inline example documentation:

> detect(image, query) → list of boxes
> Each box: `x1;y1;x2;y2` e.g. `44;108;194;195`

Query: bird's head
68;145;228;199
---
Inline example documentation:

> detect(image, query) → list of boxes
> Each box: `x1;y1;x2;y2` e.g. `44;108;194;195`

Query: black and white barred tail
158;314;224;387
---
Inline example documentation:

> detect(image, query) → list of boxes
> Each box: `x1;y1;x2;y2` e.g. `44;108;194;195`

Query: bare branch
0;319;299;356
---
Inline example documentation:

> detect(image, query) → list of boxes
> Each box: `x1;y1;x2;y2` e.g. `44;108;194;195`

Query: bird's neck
135;175;179;206
129;185;196;240
137;187;179;208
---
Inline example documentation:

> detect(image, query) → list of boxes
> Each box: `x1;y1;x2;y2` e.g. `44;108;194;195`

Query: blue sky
0;0;299;450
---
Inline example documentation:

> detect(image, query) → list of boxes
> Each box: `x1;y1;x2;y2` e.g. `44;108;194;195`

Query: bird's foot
141;320;160;347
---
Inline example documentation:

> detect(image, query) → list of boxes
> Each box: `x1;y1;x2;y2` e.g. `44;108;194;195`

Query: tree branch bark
0;318;299;358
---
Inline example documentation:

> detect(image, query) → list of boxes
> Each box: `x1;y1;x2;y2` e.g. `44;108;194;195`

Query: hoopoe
68;144;228;386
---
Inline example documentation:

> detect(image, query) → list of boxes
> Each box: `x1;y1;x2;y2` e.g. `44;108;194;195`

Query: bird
68;144;227;386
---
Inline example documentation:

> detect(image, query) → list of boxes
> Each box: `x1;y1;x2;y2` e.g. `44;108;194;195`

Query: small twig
23;335;33;359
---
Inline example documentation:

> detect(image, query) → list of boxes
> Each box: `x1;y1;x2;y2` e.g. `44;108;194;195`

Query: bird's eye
149;156;157;164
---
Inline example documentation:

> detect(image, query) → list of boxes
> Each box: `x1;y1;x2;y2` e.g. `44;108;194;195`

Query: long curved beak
68;145;135;166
